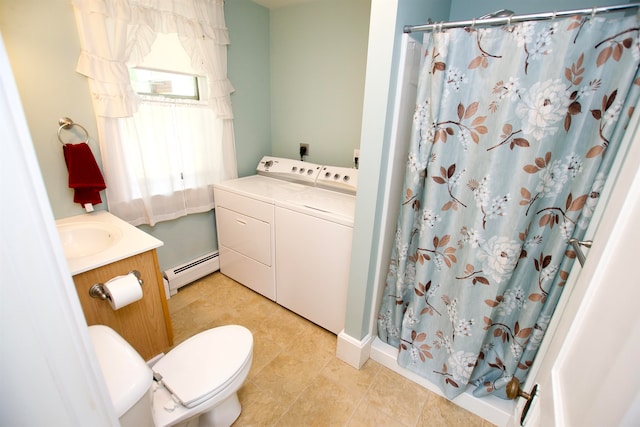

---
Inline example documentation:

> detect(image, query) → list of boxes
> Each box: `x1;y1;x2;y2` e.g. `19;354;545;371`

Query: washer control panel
256;156;358;194
316;165;358;194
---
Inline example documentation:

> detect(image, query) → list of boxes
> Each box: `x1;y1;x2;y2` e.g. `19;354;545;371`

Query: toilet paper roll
104;273;143;310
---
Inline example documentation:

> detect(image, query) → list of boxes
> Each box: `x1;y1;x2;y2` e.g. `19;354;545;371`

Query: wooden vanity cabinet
72;249;173;360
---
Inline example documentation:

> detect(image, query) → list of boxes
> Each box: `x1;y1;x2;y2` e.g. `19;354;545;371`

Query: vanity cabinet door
72;249;173;360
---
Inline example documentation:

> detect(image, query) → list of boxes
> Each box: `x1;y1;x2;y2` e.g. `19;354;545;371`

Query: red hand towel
63;142;107;205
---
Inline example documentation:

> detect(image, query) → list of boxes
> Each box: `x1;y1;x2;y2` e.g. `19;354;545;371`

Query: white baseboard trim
336;331;375;369
370;337;515;427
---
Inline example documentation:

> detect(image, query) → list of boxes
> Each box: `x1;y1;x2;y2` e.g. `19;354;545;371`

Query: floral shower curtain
378;12;640;400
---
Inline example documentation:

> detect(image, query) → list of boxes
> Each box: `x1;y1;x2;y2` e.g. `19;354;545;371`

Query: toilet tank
88;325;154;426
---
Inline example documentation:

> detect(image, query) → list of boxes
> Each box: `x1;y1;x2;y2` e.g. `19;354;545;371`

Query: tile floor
168;272;495;427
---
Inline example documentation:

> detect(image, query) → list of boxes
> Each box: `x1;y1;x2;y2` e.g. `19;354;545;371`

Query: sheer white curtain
72;0;237;226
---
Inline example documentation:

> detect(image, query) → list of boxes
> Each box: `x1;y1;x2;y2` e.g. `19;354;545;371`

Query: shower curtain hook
591;6;597;23
471;18;476;29
507;15;512;26
552;10;557;20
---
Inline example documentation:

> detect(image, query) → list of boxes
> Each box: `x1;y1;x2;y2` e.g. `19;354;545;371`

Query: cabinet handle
235;218;247;225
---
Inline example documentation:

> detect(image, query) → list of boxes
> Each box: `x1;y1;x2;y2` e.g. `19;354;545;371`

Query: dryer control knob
325;172;331;178
307;169;314;175
292;167;298;172
334;174;340;180
299;168;306;174
343;175;350;182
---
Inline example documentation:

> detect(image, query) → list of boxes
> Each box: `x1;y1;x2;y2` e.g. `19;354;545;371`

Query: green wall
0;0;369;272
0;0;271;271
270;0;371;167
0;0;96;222
226;0;272;177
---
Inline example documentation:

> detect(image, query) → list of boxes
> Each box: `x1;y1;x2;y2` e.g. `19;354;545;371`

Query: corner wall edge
336;331;374;368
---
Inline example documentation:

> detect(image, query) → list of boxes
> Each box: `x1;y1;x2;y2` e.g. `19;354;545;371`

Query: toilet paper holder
89;270;143;300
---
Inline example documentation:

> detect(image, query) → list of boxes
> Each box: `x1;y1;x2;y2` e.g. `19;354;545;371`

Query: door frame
1;36;118;425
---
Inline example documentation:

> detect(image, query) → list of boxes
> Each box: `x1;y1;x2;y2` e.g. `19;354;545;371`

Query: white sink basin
56;211;163;275
57;221;123;259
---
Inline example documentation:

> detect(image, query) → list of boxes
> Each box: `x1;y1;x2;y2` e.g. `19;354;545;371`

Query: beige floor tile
250;349;331;401
320;358;381;401
246;332;283;380
347;401;407;427
417;392;485;427
362;368;430;426
277;375;359;426
212;304;272;340
235;379;295;426
169;299;220;345
166;287;199;312
284;324;337;360
258;306;314;350
168;273;496;427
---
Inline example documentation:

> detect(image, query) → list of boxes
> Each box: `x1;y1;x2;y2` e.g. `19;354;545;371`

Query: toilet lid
153;325;253;408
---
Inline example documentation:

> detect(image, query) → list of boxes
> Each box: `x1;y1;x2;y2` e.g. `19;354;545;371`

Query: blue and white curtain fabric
378;13;640;399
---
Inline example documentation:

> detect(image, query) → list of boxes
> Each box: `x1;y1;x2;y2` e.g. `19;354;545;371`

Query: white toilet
89;324;253;427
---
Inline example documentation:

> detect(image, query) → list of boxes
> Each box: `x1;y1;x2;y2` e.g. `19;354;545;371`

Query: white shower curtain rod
404;2;640;33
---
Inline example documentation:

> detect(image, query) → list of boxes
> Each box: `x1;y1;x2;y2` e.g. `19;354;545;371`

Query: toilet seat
153;325;253;408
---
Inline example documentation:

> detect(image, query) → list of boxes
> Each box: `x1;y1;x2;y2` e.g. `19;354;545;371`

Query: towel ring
57;117;89;145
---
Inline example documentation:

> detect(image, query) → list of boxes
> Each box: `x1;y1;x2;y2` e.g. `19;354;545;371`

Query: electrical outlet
300;143;309;157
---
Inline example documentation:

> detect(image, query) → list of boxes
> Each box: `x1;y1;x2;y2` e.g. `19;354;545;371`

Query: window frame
129;67;206;102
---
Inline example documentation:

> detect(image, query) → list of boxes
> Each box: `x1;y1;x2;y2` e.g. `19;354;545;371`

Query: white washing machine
274;166;357;334
213;157;358;334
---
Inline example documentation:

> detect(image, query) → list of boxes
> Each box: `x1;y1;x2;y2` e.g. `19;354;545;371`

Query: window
129;68;202;100
72;0;237;226
113;35;226;218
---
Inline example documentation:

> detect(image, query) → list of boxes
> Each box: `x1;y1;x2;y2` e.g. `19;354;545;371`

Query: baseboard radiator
164;251;219;296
